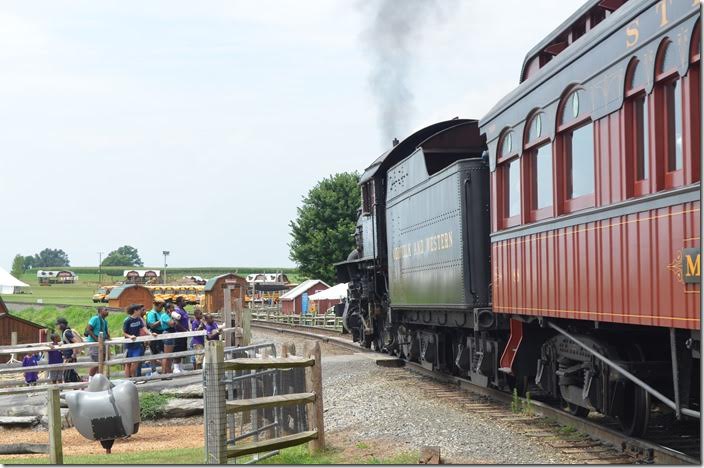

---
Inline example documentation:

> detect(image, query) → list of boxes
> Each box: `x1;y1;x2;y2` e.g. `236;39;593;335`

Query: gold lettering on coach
626;19;639;48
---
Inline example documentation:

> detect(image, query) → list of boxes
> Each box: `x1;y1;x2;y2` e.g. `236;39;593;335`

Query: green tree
102;245;143;267
10;254;25;277
23;255;35;270
289;172;360;283
33;248;70;267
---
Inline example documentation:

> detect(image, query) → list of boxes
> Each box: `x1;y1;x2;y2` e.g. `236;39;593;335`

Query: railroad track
252;320;700;465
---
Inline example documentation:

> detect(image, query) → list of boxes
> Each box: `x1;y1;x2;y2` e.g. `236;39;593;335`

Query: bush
139;392;171;420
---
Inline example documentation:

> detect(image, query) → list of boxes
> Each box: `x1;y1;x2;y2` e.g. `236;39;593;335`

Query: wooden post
10;332;17;346
98;332;105;375
204;340;226;464
242;308;251;346
47;388;63;464
223;287;233;347
105;345;111;379
305;341;324;452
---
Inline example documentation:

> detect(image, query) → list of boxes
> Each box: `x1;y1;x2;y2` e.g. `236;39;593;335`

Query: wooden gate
203;340;324;464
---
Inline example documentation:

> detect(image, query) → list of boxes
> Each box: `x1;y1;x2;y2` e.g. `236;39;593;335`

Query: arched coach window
497;129;521;228
624;58;651;197
557;88;595;213
524;112;553;221
654;39;684;189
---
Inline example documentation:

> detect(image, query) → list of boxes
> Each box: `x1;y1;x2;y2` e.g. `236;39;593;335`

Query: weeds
511;388;520;413
511;388;534;415
522;391;534;416
139;392;171;420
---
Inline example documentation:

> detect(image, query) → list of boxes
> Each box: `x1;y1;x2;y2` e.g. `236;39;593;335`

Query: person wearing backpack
56;317;83;382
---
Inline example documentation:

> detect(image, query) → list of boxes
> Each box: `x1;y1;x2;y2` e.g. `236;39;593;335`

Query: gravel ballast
252;329;576;464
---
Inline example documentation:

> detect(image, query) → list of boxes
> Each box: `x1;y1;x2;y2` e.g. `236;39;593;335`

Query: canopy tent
308;283;348;301
308;283;348;314
0;267;30;294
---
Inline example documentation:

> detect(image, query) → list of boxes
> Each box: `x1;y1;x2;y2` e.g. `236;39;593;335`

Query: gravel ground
252;329;575;464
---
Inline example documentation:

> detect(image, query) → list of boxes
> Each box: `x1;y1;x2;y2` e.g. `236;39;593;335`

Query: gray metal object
547;321;700;419
670;328;681;420
65;374;140;445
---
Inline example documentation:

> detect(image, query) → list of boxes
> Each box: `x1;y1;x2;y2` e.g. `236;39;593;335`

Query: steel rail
251;321;700;465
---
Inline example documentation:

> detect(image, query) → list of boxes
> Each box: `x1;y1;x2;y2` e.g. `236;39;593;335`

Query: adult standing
159;303;177;375
146;299;165;375
85;307;110;380
172;296;190;373
56;317;81;382
123;304;155;378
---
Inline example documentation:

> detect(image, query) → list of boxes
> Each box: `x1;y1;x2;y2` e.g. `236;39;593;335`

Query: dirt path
0;422;204;461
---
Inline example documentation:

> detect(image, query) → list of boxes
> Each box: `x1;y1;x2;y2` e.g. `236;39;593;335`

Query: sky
0;0;585;269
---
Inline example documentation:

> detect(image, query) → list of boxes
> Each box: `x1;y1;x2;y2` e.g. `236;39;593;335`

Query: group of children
22;318;82;385
21;298;221;385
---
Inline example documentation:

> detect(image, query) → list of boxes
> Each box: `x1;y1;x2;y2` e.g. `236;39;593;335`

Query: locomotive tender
336;0;701;437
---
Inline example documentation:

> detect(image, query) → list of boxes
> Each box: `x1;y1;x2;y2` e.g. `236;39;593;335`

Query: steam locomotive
336;0;701;437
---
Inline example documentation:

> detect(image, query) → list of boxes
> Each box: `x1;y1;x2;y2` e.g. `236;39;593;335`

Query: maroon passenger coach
481;0;700;436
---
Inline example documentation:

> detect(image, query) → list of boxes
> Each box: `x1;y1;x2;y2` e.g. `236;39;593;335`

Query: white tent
308;283;348;301
0;267;30;294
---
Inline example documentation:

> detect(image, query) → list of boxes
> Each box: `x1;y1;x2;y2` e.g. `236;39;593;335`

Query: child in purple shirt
22;352;40;385
190;309;205;370
47;333;64;384
203;313;220;341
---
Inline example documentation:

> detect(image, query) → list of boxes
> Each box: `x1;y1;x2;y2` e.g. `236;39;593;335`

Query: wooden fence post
98;332;105;375
242;309;251;346
223;287;234;347
204;340;226;464
47;388;63;464
305;341;324;452
105;345;111;379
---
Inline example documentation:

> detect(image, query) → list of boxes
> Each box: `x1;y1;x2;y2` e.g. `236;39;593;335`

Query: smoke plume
359;0;443;146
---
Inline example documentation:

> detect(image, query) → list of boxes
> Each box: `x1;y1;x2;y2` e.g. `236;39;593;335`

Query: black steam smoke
359;0;445;146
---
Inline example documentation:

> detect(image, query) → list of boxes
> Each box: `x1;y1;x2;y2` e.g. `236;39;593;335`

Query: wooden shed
107;284;154;309
0;298;46;347
280;280;330;315
203;273;247;313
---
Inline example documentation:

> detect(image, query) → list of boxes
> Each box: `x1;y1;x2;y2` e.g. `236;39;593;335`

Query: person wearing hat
56;317;76;361
145;299;165;375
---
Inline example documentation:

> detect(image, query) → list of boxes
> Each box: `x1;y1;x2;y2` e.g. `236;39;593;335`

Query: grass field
10;305;125;337
0;445;419;465
1;267;303;308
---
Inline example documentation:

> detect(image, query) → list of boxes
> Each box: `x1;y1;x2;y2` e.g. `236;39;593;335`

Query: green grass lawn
10;305;126;338
0;445;418;465
0;447;204;465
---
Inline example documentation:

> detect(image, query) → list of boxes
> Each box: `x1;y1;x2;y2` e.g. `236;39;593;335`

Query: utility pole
162;251;170;285
97;252;104;285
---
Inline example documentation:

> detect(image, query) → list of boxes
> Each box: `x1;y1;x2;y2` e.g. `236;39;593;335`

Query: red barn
280;280;329;315
0;298;46;348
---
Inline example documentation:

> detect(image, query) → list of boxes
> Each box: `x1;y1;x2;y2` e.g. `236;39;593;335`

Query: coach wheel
563;399;589;418
618;345;650;437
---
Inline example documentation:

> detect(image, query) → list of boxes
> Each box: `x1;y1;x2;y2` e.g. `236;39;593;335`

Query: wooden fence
0;327;241;464
251;310;342;331
203;340;324;464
